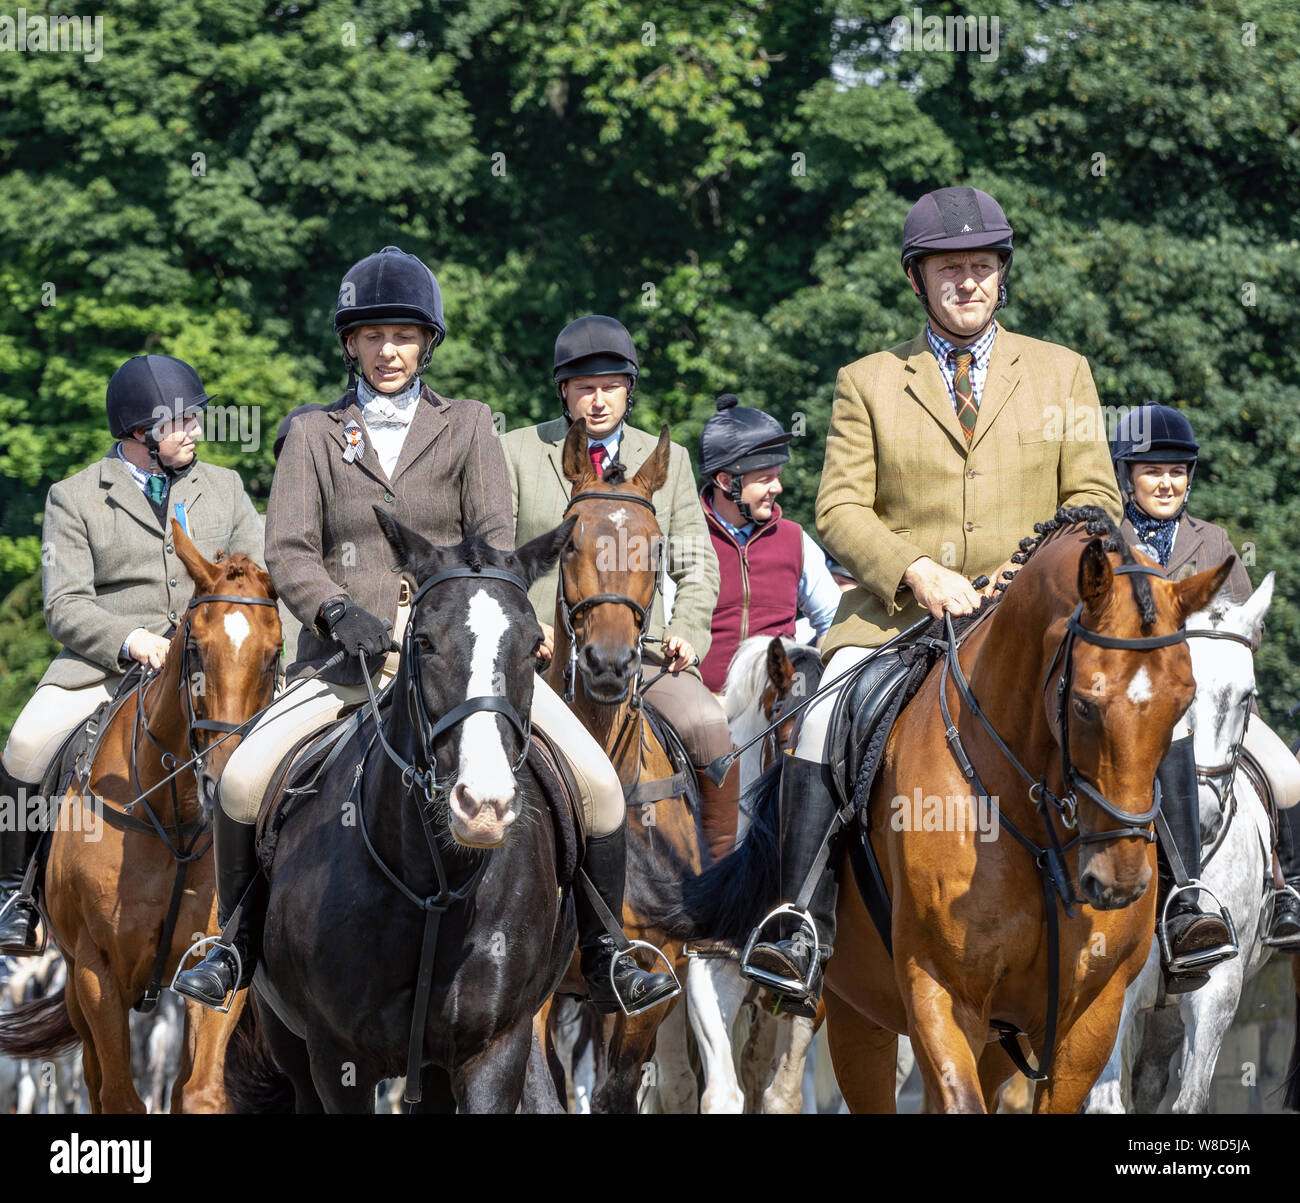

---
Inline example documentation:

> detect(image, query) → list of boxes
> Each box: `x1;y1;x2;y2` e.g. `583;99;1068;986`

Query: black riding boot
577;823;679;1015
1156;736;1237;992
742;756;841;1017
0;766;45;957
1267;800;1300;951
172;807;262;1009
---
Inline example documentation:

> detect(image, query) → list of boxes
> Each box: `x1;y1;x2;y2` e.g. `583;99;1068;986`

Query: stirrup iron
740;903;822;996
611;939;681;1017
170;935;242;1013
1158;880;1238;973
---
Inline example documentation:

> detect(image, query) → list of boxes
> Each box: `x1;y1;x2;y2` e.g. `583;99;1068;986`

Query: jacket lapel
389;388;450;485
1167;515;1206;577
901;336;967;449
168;462;204;533
967;332;1022;454
101;453;163;536
326;395;391;490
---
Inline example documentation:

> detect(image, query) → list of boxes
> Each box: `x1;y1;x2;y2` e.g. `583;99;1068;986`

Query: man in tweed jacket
742;188;1135;1013
0;354;263;954
502;314;741;861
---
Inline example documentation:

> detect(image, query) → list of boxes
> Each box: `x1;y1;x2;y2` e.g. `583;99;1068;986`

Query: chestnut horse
823;510;1234;1112
543;420;707;1113
0;522;281;1112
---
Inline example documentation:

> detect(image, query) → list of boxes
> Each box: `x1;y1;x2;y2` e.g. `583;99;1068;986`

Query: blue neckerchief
1126;500;1178;567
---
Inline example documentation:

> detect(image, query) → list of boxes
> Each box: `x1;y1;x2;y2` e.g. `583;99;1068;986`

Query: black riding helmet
553;315;639;418
334;246;445;383
901;186;1014;342
1112;404;1199;518
699;394;792;523
106;354;214;474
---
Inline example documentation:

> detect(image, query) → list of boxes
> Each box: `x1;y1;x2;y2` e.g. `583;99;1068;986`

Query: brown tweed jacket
819;325;1124;657
1120;513;1252;603
267;383;513;684
40;451;265;689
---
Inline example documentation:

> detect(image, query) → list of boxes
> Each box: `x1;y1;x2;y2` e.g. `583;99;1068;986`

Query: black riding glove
320;602;396;661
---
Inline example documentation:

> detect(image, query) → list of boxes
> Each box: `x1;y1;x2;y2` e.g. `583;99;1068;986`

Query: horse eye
1072;698;1093;720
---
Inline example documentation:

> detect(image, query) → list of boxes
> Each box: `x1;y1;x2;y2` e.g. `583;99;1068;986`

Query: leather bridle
556;488;660;705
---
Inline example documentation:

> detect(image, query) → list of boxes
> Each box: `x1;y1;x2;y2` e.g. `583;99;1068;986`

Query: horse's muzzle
448;781;517;848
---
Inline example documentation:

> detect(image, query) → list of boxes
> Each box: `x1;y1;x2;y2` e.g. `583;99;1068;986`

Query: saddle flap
827;650;917;807
638;701;699;809
527;727;584;887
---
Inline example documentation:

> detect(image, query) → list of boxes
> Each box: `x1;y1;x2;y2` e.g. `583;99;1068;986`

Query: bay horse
542;420;707;1114
1086;573;1279;1112
670;508;1234;1112
0;521;281;1112
226;515;578;1113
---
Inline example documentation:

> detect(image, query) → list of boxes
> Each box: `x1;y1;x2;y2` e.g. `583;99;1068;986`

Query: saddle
826;647;918;809
627;699;699;810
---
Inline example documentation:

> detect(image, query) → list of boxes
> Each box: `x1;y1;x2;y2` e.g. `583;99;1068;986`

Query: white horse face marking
449;588;518;845
610;508;628;530
223;612;250;655
1126;667;1152;704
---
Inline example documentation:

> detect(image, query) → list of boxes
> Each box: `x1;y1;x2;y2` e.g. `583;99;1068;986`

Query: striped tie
951;349;977;443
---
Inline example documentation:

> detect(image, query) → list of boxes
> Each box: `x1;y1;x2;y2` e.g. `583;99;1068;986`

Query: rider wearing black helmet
697;394;841;692
175;257;678;1017
0;355;264;954
1114;404;1300;953
502;315;741;862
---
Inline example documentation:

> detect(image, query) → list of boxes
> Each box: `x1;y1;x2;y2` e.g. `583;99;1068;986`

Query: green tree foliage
1;0;1298;734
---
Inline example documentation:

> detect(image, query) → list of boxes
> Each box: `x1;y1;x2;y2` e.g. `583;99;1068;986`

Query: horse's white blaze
1126;666;1152;704
223;612;250;655
456;589;515;806
610;507;628;530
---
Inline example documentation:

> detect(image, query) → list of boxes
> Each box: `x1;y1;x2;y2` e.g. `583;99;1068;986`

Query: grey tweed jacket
266;383;513;684
39;450;265;689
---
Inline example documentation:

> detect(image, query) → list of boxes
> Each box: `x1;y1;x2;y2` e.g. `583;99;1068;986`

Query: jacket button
964;521;975;532
384;491;395;503
966;469;976;479
169;611;177;623
169;578;178;587
166;544;174;553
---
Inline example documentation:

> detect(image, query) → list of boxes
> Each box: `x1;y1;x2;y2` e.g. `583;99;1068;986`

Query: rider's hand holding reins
902;556;981;619
537;620;555;664
322;603;397;659
662;634;697;673
126;629;171;670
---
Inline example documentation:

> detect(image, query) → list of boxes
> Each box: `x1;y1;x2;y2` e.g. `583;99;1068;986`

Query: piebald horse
0;522;281;1112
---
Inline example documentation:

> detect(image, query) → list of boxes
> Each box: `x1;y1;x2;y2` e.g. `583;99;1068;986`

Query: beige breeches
1243;717;1300;810
641;668;733;767
792;647;871;763
219;597;625;835
2;678;123;783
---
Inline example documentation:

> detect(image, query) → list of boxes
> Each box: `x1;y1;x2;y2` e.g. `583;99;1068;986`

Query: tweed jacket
1121;513;1252;604
501;417;720;668
40;451;265;689
267;383;513;684
818;326;1124;657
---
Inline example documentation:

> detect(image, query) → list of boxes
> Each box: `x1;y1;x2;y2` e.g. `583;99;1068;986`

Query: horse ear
172;519;218;594
513;517;575;588
562;418;594;486
374;506;438;575
629;425;671;498
1077;537;1114;617
1174;555;1237;625
766;637;794;693
1231;571;1274;649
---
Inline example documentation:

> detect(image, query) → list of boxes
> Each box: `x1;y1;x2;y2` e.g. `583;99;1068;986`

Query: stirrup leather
1158;880;1239;973
0;890;47;955
1263;882;1300;949
170;935;242;1013
740;903;822;996
611;939;681;1017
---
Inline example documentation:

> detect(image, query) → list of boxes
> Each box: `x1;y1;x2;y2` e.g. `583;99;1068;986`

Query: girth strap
624;772;690;806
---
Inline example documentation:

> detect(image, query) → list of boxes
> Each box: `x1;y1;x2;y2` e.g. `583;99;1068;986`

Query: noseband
557;488;659;704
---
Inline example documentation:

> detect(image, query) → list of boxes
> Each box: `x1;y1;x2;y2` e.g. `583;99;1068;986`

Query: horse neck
129;630;202;818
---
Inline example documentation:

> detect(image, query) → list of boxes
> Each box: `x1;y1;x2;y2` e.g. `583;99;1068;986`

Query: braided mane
1005;505;1155;627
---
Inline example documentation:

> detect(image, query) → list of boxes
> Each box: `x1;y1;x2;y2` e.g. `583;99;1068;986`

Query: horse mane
721;636;779;724
1005;504;1156;627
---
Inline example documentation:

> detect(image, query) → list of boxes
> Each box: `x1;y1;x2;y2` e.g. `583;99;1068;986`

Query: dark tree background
2;0;1298;735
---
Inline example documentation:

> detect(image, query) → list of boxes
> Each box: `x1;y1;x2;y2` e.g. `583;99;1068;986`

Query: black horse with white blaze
226;513;576;1113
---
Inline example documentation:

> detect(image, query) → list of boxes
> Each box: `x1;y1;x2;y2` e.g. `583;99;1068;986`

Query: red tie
589;444;608;478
